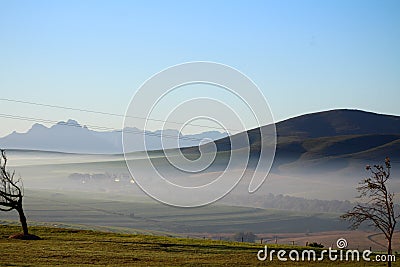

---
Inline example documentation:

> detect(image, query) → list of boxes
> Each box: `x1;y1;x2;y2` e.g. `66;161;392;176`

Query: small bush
308;242;324;248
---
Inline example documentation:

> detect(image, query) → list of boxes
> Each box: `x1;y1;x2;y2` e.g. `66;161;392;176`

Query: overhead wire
0;97;240;132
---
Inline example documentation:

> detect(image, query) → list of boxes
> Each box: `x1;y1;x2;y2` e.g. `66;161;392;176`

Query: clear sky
0;0;399;137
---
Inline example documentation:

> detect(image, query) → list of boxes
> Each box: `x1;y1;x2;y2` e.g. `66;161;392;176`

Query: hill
209;109;400;151
177;109;400;201
277;109;400;138
195;109;400;170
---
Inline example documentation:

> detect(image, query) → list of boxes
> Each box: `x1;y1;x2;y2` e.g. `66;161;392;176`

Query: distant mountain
0;119;227;154
2;109;400;161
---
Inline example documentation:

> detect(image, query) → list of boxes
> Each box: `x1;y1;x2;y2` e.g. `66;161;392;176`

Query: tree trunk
16;206;29;235
387;239;392;267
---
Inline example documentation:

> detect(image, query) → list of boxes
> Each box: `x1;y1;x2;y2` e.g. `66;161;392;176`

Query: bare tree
0;149;29;236
341;157;398;266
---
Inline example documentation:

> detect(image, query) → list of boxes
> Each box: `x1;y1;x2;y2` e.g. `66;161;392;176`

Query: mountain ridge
276;108;400;138
1;109;400;158
0;119;227;154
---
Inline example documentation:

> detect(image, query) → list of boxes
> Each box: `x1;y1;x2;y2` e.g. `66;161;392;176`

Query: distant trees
225;193;354;213
341;157;397;267
0;149;34;238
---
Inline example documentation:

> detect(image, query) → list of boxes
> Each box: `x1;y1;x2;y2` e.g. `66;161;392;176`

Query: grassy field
0;189;347;235
0;225;398;266
1;189;397;251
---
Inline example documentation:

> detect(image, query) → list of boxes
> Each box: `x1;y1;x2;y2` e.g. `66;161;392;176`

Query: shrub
308;242;324;248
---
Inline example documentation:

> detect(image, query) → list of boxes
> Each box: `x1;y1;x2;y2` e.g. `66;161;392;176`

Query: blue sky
0;0;399;136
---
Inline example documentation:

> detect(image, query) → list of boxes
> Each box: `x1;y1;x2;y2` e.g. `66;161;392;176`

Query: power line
0;97;239;132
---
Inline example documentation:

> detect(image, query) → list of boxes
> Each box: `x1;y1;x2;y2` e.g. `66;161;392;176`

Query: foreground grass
0;225;397;266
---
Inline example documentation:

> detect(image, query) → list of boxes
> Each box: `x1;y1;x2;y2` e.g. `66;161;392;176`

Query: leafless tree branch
0;149;29;235
341;157;396;267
